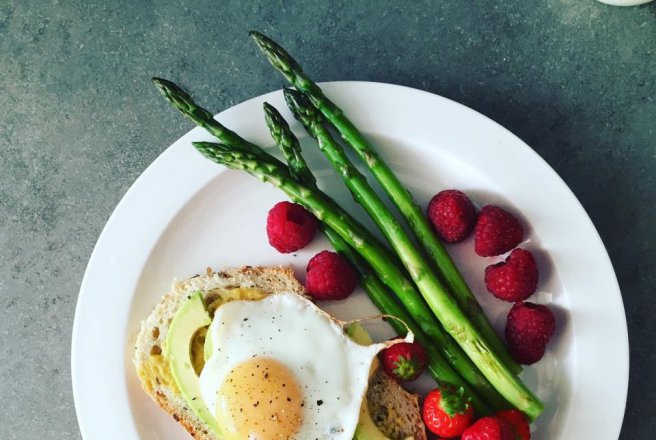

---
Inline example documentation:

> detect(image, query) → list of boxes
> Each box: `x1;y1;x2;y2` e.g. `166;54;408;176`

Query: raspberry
461;416;514;440
426;190;477;243
485;249;539;302
266;201;318;253
305;251;358;301
496;409;531;440
474;205;524;256
505;302;556;365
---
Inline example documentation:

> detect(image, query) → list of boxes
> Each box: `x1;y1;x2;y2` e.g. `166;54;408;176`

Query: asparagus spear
263;102;501;413
194;141;541;420
152;77;286;168
249;31;521;375
263;102;317;186
282;88;541;419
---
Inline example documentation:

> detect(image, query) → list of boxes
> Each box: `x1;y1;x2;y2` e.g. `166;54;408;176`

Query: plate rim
71;80;629;439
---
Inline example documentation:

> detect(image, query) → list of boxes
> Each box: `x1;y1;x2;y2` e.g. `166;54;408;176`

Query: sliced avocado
345;322;374;346
354;397;390;440
165;291;222;437
203;323;213;362
346;323;390;440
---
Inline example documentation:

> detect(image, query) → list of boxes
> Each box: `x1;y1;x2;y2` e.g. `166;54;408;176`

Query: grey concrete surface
1;1;654;438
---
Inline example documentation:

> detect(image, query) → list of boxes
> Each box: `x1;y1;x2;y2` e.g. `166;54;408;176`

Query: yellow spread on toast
138;353;180;394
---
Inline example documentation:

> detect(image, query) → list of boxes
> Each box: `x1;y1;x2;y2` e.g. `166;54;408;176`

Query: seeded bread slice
367;370;427;440
134;266;426;439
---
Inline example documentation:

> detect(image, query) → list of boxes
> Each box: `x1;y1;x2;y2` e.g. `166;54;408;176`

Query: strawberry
422;386;474;438
461;416;514;440
379;339;427;382
496;409;531;440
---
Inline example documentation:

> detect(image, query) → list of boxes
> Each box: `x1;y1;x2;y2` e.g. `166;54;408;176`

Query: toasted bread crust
134;265;426;439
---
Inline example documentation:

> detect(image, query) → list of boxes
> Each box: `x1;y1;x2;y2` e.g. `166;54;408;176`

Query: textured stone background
1;1;653;438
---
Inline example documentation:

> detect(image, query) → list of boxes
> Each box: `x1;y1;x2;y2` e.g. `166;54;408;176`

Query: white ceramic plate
596;0;651;6
71;82;628;439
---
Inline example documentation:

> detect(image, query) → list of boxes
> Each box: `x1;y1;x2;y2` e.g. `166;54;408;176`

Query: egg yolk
217;357;303;440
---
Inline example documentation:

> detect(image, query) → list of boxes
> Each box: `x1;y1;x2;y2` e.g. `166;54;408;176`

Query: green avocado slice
165;291;222;437
345;323;390;440
354;399;390;440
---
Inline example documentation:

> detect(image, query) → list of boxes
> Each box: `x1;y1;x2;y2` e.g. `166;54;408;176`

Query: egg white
198;292;382;439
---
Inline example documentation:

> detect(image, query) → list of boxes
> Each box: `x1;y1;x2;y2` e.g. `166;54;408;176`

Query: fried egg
198;292;387;440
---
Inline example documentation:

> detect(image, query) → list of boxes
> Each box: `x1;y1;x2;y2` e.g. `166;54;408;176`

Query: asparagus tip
151;77;166;93
192;142;212;160
151;76;172;89
151;76;182;102
249;30;268;48
192;142;231;161
248;31;300;75
283;86;303;100
284;88;317;123
193;141;231;151
262;102;277;130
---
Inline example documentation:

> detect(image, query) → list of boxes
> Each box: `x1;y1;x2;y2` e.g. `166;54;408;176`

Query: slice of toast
134;266;426;439
367;370;427;440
